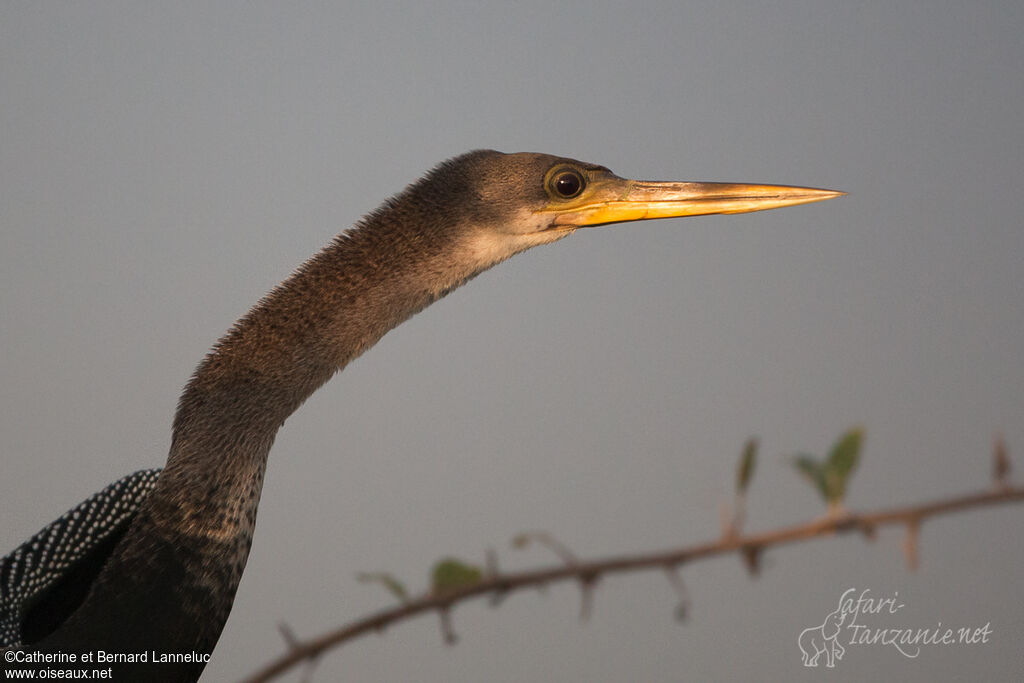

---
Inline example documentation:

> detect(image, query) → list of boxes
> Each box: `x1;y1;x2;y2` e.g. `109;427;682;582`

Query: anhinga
1;151;842;680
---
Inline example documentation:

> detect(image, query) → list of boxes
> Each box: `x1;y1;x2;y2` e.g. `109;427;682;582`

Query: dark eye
550;169;585;198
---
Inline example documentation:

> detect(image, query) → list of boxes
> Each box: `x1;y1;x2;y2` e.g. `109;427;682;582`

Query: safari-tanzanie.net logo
798;588;992;668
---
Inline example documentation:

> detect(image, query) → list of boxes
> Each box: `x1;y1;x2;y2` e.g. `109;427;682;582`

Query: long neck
43;205;516;667
161;213;482;536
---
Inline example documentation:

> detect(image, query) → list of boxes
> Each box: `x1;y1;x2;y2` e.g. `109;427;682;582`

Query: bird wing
0;468;162;648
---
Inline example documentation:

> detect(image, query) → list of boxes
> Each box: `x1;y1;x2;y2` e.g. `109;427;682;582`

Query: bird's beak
547;178;845;228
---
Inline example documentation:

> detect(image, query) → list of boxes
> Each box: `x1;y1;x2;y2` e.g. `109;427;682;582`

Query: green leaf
356;572;409;602
431;558;484;596
824;428;863;502
737;438;758;493
827;428;863;478
792;454;828;501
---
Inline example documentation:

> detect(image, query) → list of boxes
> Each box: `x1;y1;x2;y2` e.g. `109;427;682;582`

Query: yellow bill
542;173;845;228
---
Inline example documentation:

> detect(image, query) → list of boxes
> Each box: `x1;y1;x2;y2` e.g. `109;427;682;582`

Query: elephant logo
798;607;847;668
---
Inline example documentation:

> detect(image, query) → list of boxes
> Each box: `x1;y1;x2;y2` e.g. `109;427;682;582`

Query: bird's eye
549;169;585;199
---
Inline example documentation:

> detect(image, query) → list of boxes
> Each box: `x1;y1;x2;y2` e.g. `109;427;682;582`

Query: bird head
406;150;843;265
367;149;844;284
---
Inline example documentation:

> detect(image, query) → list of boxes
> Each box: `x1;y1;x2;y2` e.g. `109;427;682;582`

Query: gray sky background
2;2;1022;681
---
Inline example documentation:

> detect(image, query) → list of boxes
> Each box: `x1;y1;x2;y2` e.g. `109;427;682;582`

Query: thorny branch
241;484;1024;683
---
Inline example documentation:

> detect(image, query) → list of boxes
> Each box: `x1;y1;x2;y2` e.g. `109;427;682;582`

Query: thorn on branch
578;573;598;622
438;606;457;645
485;547;500;578
277;622;319;683
485;549;508;606
662;564;690;621
741;545;762;577
993;435;1010;490
277;622;299;650
489;584;509;608
903;518;921;571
